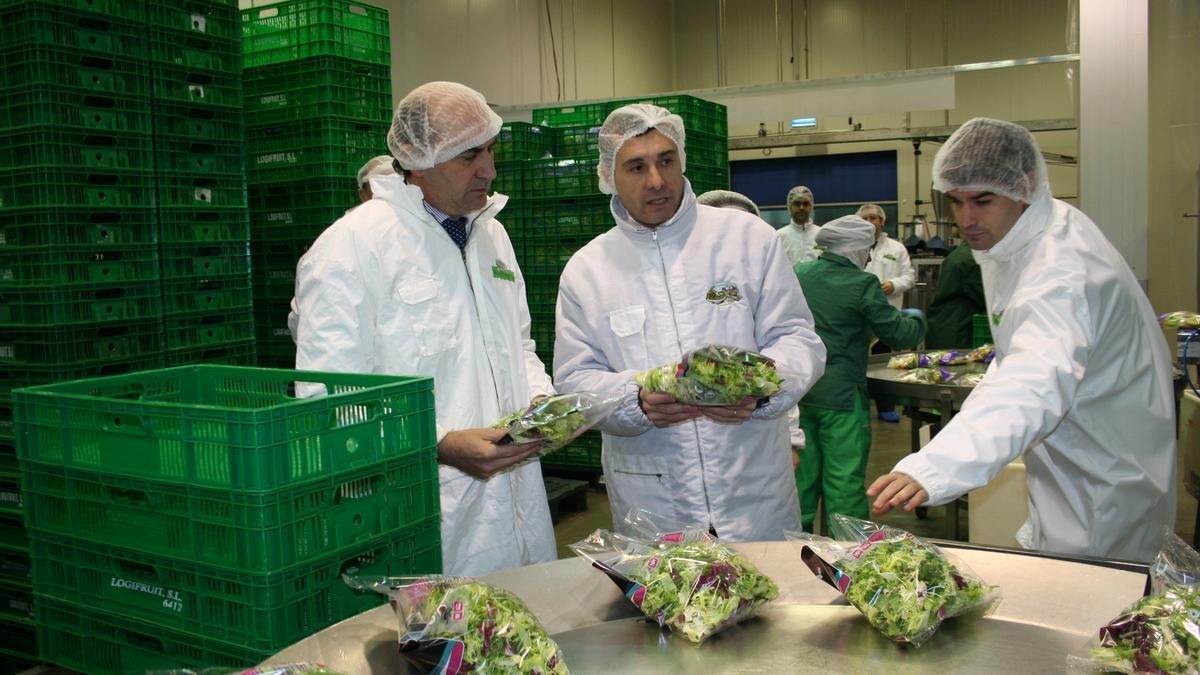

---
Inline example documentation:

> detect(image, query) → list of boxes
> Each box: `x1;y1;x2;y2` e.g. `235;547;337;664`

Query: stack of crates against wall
13;365;442;674
241;0;392;368
148;0;255;367
0;0;171;668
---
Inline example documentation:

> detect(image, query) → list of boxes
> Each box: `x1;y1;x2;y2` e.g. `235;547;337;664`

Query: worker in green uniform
793;215;927;533
924;242;985;349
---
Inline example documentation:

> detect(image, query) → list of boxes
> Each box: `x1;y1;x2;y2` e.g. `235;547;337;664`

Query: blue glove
900;308;925;320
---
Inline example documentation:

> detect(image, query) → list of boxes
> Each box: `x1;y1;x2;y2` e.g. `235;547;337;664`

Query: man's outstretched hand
867;472;929;515
438;427;544;479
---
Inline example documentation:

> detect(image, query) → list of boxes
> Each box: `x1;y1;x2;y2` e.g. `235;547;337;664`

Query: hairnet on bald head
787;186;814;204
356;155;396;189
856;203;885;223
596;103;686;195
816;215;877;257
932;117;1048;203
696;189;760;216
386;82;502;171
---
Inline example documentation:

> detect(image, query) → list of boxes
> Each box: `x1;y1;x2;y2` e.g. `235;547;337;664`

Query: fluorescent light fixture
791;117;817;128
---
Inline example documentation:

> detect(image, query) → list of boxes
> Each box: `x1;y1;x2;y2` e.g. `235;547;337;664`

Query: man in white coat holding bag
292;82;556;576
868;117;1176;562
553;104;827;540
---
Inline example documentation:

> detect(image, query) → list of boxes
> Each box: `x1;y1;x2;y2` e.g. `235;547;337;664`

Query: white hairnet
815;215;876;257
356;155;396;189
932;117;1048;203
787;186;813;204
386;82;502;171
856;203;885;223
596;103;686;195
696;189;760;216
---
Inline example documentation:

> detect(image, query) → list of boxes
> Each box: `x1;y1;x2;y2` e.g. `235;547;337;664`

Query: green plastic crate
154;101;245;142
159;208;250;244
36;594;268;675
0;470;19;519
159;242;250;280
519;195;611;236
523;273;559;312
0;613;38;668
4;86;152;135
0;283;163;327
31;519;440;651
530;102;608;128
15;365;435;490
243;55;390;125
0;0;146;21
154;136;246;175
0;360;154;400
0;321;164;367
245;117;388;182
0;244;160;287
163;311;254;351
495;122;552;162
149;29;242;74
155;171;247;209
150;62;243;108
0;208;157;248
0;514;27;555
0;44;151;96
541;429;602;468
146;0;241;40
164;339;257;367
972;313;993;347
162;275;253;316
2;3;147;59
248;177;356;234
524;156;599;199
23;449;437;572
0;126;154;172
241;0;391;68
624;94;727;137
551;124;603;157
684;164;730;195
684;131;729;170
0;167;157;209
492;160;524;199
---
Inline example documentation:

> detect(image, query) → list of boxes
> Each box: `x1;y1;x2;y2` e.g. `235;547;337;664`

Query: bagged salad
635;344;783;406
344;575;568;674
1070;529;1200;674
791;514;999;647
491;392;619;455
887;352;930;370
570;509;779;644
899;367;954;384
1160;311;1200;329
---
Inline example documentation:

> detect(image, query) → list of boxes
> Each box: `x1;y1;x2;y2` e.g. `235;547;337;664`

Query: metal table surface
865;351;980;418
263;541;1147;674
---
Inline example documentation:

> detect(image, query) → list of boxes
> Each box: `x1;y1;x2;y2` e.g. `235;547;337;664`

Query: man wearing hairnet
292;82;557;576
778;185;822;265
553;104;827;540
860;203;916;423
869;118;1176;562
793;216;925;533
355;154;396;203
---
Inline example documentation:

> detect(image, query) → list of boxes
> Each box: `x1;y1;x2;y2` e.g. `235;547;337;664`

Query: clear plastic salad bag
887;352;930;370
899;367;954;384
568;508;779;644
788;514;999;647
1160;311;1200;329
491;392;621;455
634;343;783;406
1068;529;1200;674
147;667;342;675
343;575;569;674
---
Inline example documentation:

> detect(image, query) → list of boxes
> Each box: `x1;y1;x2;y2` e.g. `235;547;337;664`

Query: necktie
441;217;468;251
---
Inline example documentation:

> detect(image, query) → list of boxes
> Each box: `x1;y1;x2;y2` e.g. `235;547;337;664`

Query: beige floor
549;409;1198;558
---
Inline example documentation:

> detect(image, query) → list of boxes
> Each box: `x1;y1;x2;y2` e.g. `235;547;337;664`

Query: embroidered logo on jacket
883;254;897;261
492;259;516;282
706;282;741;306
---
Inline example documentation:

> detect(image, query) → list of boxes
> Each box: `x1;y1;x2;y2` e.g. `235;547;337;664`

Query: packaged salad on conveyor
790;514;999;647
1160;311;1200;329
635;344;783;405
1069;529;1200;674
899;367;954;384
491;392;620;455
570;509;779;644
344;575;569;674
887;352;929;370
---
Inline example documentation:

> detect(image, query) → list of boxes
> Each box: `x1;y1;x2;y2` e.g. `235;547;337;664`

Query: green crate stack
148;0;256;367
0;0;173;666
242;0;392;369
14;365;442;674
972;314;993;347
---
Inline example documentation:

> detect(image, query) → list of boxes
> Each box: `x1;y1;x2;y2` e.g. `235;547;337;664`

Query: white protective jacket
865;233;916;309
292;176;557;576
893;192;1176;562
554;187;827;540
778;220;823;266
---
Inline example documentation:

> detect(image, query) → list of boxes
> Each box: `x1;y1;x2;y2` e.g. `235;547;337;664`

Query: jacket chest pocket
608;304;648;369
396;275;458;357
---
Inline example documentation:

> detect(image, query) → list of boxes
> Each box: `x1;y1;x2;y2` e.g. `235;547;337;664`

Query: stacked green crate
149;0;255;367
519;95;728;468
0;0;169;668
15;365;442;674
242;0;392;368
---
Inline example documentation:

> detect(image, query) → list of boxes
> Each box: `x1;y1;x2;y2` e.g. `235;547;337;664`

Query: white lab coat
893;191;1176;562
554;186;827;540
865;233;916;309
778;220;823;266
292;176;557;576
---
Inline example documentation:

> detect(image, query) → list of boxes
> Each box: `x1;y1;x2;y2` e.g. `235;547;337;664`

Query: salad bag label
1068;529;1200;674
569;508;780;644
491;391;621;455
635;344;784;406
789;514;999;648
344;575;568;674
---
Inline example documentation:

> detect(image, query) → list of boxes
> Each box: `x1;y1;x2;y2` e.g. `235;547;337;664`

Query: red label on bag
662;532;683;543
647;556;660;569
452;600;464;622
